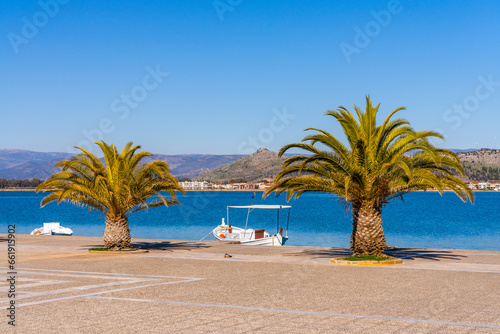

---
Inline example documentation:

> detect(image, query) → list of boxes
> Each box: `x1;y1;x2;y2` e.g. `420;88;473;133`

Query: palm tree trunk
350;202;387;256
103;217;131;250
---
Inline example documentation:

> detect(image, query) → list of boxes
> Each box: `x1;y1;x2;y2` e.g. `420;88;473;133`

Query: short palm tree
265;97;474;256
36;140;185;250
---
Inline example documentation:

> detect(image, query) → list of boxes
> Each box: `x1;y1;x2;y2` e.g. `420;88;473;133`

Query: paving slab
0;234;499;333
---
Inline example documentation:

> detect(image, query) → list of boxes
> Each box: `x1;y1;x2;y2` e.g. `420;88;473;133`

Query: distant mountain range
141;154;244;179
455;149;500;181
192;148;500;183
0;149;243;180
1;148;498;182
450;149;480;153
194;148;287;183
0;150;72;180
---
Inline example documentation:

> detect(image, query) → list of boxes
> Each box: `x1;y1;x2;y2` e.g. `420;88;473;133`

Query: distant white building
477;182;488;190
489;182;500;191
466;182;478;190
179;181;210;190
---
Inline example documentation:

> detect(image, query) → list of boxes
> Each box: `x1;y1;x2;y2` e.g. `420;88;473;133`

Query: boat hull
213;225;286;246
30;223;73;236
240;234;287;246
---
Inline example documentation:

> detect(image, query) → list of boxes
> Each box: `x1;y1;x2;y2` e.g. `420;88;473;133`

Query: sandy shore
0;234;499;333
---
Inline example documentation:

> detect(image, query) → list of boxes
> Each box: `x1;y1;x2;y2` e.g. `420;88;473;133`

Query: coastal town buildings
179;181;272;190
179;180;500;191
466;181;500;190
179;181;212;190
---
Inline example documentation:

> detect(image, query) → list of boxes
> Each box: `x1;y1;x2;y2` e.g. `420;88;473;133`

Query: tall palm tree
265;97;474;256
36;141;185;250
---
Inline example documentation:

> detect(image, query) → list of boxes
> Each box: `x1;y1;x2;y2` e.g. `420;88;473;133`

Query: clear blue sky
1;0;499;155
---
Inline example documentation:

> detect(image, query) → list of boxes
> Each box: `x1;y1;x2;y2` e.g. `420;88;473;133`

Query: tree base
331;256;402;266
88;248;148;254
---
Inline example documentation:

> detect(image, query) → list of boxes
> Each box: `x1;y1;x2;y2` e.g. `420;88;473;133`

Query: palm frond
265;96;474;205
37;140;185;220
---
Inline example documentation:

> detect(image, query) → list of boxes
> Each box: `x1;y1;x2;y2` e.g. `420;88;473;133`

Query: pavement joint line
1;266;203;280
88;296;500;329
15;278;204;308
450;253;500;256
0;267;204;306
0;290;35;294
379;265;500;274
397;252;500;259
3;270;148;281
139;254;500;273
447;262;500;267
142;254;251;262
0;279;72;289
0;279;158;304
141;253;343;265
403;252;500;256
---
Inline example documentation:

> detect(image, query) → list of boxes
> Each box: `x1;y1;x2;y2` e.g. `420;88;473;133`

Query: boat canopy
225;204;292;239
227;205;291;209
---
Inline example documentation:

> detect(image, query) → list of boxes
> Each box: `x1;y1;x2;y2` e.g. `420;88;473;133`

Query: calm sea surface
1;191;499;250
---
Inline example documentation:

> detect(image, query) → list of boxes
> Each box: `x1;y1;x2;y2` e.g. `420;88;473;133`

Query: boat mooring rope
199;229;215;241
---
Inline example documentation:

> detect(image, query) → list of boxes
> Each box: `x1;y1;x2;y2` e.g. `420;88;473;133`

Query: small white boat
30;222;73;236
213;205;291;246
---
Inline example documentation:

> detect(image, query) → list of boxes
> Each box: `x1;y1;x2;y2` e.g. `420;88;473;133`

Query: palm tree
264;97;474;256
36;140;185;250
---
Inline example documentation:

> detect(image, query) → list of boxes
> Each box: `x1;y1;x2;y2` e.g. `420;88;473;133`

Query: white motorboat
212;205;291;246
30;222;73;236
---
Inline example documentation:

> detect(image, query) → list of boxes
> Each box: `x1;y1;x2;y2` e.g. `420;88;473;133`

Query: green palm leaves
265;97;473;255
37;141;185;249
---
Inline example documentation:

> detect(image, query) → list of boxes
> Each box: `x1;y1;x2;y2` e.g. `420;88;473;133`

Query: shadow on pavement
132;241;211;251
285;247;467;262
81;241;212;252
284;247;351;258
385;248;466;261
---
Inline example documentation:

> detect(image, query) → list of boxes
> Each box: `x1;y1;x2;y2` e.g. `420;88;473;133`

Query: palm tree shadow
131;241;211;251
82;241;212;252
384;248;466;261
284;247;466;262
285;247;352;259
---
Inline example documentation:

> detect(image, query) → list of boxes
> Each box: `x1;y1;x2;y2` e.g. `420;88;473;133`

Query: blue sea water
1;191;499;250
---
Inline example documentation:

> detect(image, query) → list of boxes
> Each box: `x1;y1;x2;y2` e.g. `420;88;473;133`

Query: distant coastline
1;188;499;193
0;188;263;192
0;188;37;191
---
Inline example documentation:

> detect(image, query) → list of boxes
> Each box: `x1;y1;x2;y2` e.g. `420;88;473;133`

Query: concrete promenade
1;235;499;333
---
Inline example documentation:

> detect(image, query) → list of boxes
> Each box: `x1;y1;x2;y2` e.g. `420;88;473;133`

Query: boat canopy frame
226;205;292;237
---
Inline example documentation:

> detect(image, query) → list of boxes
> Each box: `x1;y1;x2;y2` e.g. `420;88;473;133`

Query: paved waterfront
1;235;499;333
